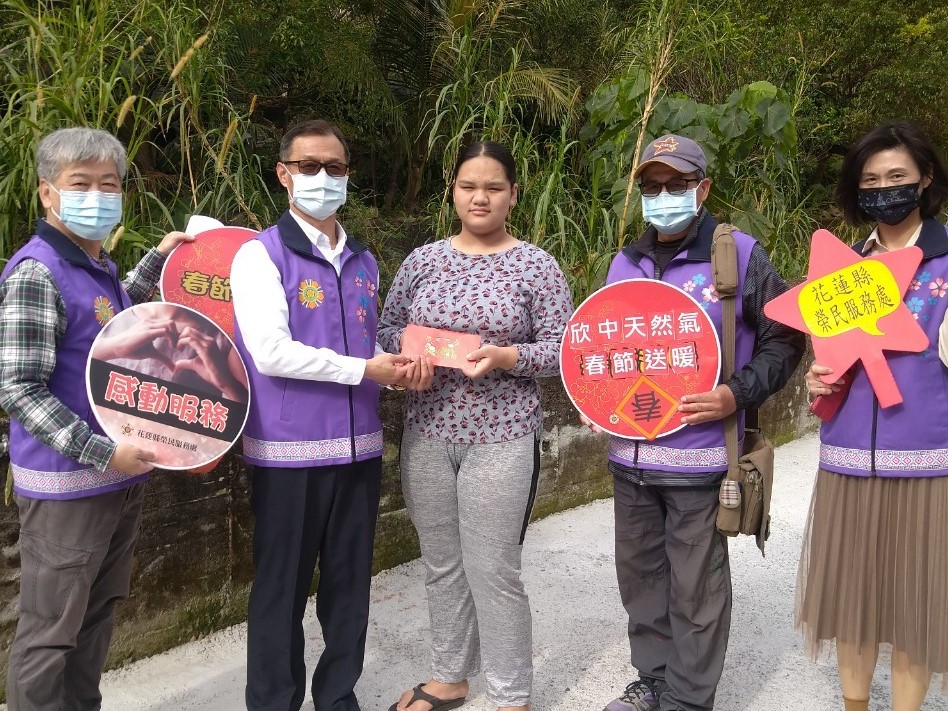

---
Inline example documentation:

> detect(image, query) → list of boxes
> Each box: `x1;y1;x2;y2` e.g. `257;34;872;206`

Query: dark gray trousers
613;475;731;711
6;483;146;711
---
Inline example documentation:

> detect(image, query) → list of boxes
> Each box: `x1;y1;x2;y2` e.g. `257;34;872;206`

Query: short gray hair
36;127;127;182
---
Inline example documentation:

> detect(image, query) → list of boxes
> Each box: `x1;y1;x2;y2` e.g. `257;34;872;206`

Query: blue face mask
290;171;348;220
641;188;698;235
50;186;123;241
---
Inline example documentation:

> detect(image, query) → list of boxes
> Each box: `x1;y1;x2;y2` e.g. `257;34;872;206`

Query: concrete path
91;432;946;710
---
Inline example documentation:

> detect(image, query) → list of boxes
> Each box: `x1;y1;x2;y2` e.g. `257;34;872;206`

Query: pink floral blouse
378;239;573;443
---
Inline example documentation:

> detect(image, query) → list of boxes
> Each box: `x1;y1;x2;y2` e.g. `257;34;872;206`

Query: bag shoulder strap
711;223;739;375
710;224;741;476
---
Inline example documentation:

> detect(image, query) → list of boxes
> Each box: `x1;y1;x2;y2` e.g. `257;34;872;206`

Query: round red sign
159;226;257;338
560;279;721;439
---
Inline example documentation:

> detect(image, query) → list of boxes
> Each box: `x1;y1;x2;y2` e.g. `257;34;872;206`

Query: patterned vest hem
11;464;148;500
609;439;729;473
819;443;948;478
242;430;383;466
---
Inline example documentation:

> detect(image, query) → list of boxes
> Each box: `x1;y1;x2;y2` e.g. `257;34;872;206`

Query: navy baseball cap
633;134;708;179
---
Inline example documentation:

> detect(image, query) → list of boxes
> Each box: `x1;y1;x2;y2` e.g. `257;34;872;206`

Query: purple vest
607;218;757;474
1;224;139;499
234;213;383;468
819;220;948;478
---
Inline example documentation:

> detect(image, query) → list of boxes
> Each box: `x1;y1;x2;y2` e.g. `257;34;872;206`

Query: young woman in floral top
380;141;573;711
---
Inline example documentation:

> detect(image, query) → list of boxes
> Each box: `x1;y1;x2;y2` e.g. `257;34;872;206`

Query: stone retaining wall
0;368;813;698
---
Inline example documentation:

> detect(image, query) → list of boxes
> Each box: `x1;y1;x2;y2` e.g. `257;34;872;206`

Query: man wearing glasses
231;120;416;711
592;135;804;711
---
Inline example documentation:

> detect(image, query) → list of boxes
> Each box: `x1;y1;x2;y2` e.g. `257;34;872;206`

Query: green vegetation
2;0;947;300
0;0;275;268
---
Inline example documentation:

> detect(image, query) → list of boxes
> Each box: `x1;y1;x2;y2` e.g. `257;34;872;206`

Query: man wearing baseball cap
588;135;804;711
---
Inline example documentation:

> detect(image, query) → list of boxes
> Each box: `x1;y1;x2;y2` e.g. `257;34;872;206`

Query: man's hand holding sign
678;384;738;425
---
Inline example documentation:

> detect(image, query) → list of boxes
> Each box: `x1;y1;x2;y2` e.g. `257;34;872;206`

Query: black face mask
857;183;921;225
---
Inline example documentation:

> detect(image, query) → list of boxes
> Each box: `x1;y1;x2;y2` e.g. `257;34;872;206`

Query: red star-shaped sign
764;229;928;408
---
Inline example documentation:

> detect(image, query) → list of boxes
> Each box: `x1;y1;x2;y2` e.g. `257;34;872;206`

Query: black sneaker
603;677;666;711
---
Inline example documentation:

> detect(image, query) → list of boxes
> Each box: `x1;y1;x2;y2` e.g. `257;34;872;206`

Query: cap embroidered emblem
93;295;115;325
298;279;325;309
653;136;679;155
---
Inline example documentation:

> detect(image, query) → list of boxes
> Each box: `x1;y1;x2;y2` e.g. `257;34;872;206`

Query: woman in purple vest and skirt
798;121;948;711
378;141;573;711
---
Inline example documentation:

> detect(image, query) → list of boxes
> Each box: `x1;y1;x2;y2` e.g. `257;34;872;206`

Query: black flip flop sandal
388;683;467;711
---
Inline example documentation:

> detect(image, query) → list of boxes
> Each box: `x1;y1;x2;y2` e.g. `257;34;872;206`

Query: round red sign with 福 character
86;302;251;470
160;226;257;338
560;279;721;440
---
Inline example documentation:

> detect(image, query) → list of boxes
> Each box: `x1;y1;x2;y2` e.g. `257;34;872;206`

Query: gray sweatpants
400;429;540;708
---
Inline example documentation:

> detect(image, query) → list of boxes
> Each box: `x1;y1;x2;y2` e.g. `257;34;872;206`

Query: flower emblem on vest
907;296;925;317
929;276;948;298
356;293;373;344
910;270;930;292
355;268;376;297
298;279;325;309
701;283;718;308
683;272;706;293
93;295;115;325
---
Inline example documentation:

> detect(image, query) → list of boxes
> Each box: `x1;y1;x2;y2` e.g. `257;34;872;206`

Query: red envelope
401;324;481;368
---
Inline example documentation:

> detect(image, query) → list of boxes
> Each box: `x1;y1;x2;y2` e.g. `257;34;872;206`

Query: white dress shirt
231;211;382;386
860;223;922;255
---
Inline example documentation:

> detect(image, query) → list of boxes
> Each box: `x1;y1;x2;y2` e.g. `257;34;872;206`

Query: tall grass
0;0;276;272
0;0;826;290
426;62;616;302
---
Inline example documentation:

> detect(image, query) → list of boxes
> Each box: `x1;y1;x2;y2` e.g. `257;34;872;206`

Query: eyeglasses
638;177;702;197
282;160;349;178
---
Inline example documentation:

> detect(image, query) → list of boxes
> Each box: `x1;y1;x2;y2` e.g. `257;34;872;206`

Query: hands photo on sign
97;303;248;402
94;316;179;372
176;324;248;401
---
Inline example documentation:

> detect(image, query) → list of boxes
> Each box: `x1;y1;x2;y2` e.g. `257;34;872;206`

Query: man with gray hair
0;127;192;711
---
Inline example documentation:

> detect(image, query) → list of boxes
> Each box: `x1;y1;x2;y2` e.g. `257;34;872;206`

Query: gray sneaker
603;678;664;711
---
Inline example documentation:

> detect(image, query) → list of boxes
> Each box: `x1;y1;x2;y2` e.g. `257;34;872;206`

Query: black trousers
245;459;381;711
